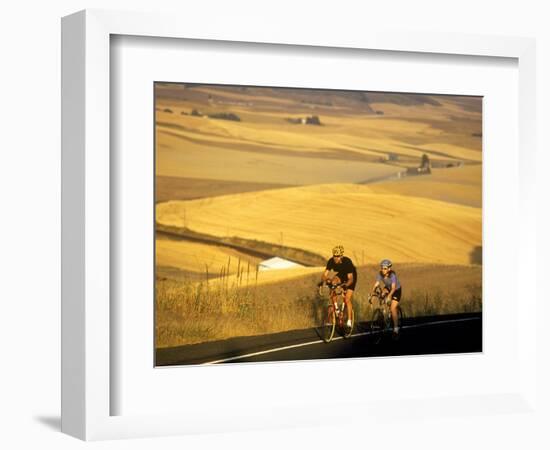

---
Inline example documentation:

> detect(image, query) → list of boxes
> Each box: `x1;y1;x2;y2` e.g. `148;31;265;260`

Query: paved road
156;313;482;367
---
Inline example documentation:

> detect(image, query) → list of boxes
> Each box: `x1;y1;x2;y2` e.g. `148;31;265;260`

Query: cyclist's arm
387;282;397;300
345;272;354;288
371;280;380;293
321;269;330;284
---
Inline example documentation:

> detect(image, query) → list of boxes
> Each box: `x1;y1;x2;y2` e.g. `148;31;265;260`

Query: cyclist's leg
390;300;400;331
344;288;354;326
330;290;338;311
324;290;337;327
390;288;402;333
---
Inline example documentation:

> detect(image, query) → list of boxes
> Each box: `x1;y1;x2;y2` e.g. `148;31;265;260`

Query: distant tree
286;117;302;124
209;112;241;122
421;153;430;168
305;115;322;125
420;153;432;174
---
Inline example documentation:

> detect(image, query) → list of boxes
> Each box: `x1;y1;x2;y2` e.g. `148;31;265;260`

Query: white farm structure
258;257;304;271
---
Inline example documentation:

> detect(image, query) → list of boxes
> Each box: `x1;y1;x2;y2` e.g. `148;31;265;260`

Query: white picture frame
61;9;537;441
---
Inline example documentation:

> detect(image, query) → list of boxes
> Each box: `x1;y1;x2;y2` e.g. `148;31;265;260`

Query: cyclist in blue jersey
371;259;402;338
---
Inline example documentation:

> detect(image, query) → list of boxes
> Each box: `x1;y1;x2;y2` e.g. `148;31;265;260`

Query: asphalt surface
156;312;482;366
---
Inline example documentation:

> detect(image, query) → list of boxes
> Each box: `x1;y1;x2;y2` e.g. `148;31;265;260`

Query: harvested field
156;176;293;202
155;85;482;188
368;164;482;207
156;128;403;184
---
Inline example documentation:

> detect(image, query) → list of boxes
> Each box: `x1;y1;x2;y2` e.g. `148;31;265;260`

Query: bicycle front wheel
370;308;385;344
397;306;404;330
322;304;336;343
343;307;354;338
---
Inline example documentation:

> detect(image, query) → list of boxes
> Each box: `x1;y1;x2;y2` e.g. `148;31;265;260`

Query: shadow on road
156;312;482;366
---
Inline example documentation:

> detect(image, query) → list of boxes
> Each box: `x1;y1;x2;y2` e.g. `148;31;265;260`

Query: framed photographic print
153;82;483;367
62;9;537;441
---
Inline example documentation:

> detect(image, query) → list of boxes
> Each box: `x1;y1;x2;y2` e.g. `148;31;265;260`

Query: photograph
153;82;483;366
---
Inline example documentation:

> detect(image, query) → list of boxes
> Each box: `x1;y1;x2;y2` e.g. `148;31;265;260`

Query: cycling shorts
390;287;402;301
339;278;356;291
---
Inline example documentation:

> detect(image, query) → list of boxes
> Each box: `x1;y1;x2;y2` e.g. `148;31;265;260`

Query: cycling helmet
332;245;345;257
380;259;392;268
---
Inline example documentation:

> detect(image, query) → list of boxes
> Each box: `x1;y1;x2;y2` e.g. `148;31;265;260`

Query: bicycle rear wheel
370;308;385;344
322;304;336;343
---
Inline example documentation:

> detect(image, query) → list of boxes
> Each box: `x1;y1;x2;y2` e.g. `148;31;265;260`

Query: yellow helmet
332;245;344;257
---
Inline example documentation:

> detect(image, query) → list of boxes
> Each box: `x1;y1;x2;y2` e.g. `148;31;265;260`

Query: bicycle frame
372;295;392;327
329;284;347;326
369;287;403;343
319;282;354;342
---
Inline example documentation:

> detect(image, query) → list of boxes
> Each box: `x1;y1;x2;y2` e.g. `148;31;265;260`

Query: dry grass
155;262;481;348
156;183;481;265
387;263;482;316
156;260;323;347
206;265;321;287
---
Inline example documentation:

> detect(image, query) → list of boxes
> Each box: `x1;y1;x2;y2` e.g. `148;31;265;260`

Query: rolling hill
155;84;482;188
156;183;481;266
367;164;482;207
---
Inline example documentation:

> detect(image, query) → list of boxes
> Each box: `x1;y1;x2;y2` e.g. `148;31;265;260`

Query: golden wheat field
156;234;262;277
154;83;483;347
367;164;482;207
156;183;481;266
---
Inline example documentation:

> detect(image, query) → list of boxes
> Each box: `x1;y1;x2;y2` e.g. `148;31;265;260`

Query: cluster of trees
285;115;323;126
181;109;241;121
208;112;241;122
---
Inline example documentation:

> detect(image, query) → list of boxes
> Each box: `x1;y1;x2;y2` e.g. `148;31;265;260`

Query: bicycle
368;286;403;344
319;281;354;343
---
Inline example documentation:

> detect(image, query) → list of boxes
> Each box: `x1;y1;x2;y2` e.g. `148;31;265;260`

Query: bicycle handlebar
323;281;347;290
318;281;347;297
369;291;391;306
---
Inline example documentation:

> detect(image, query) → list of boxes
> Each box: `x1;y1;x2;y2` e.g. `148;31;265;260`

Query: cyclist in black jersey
319;245;357;328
